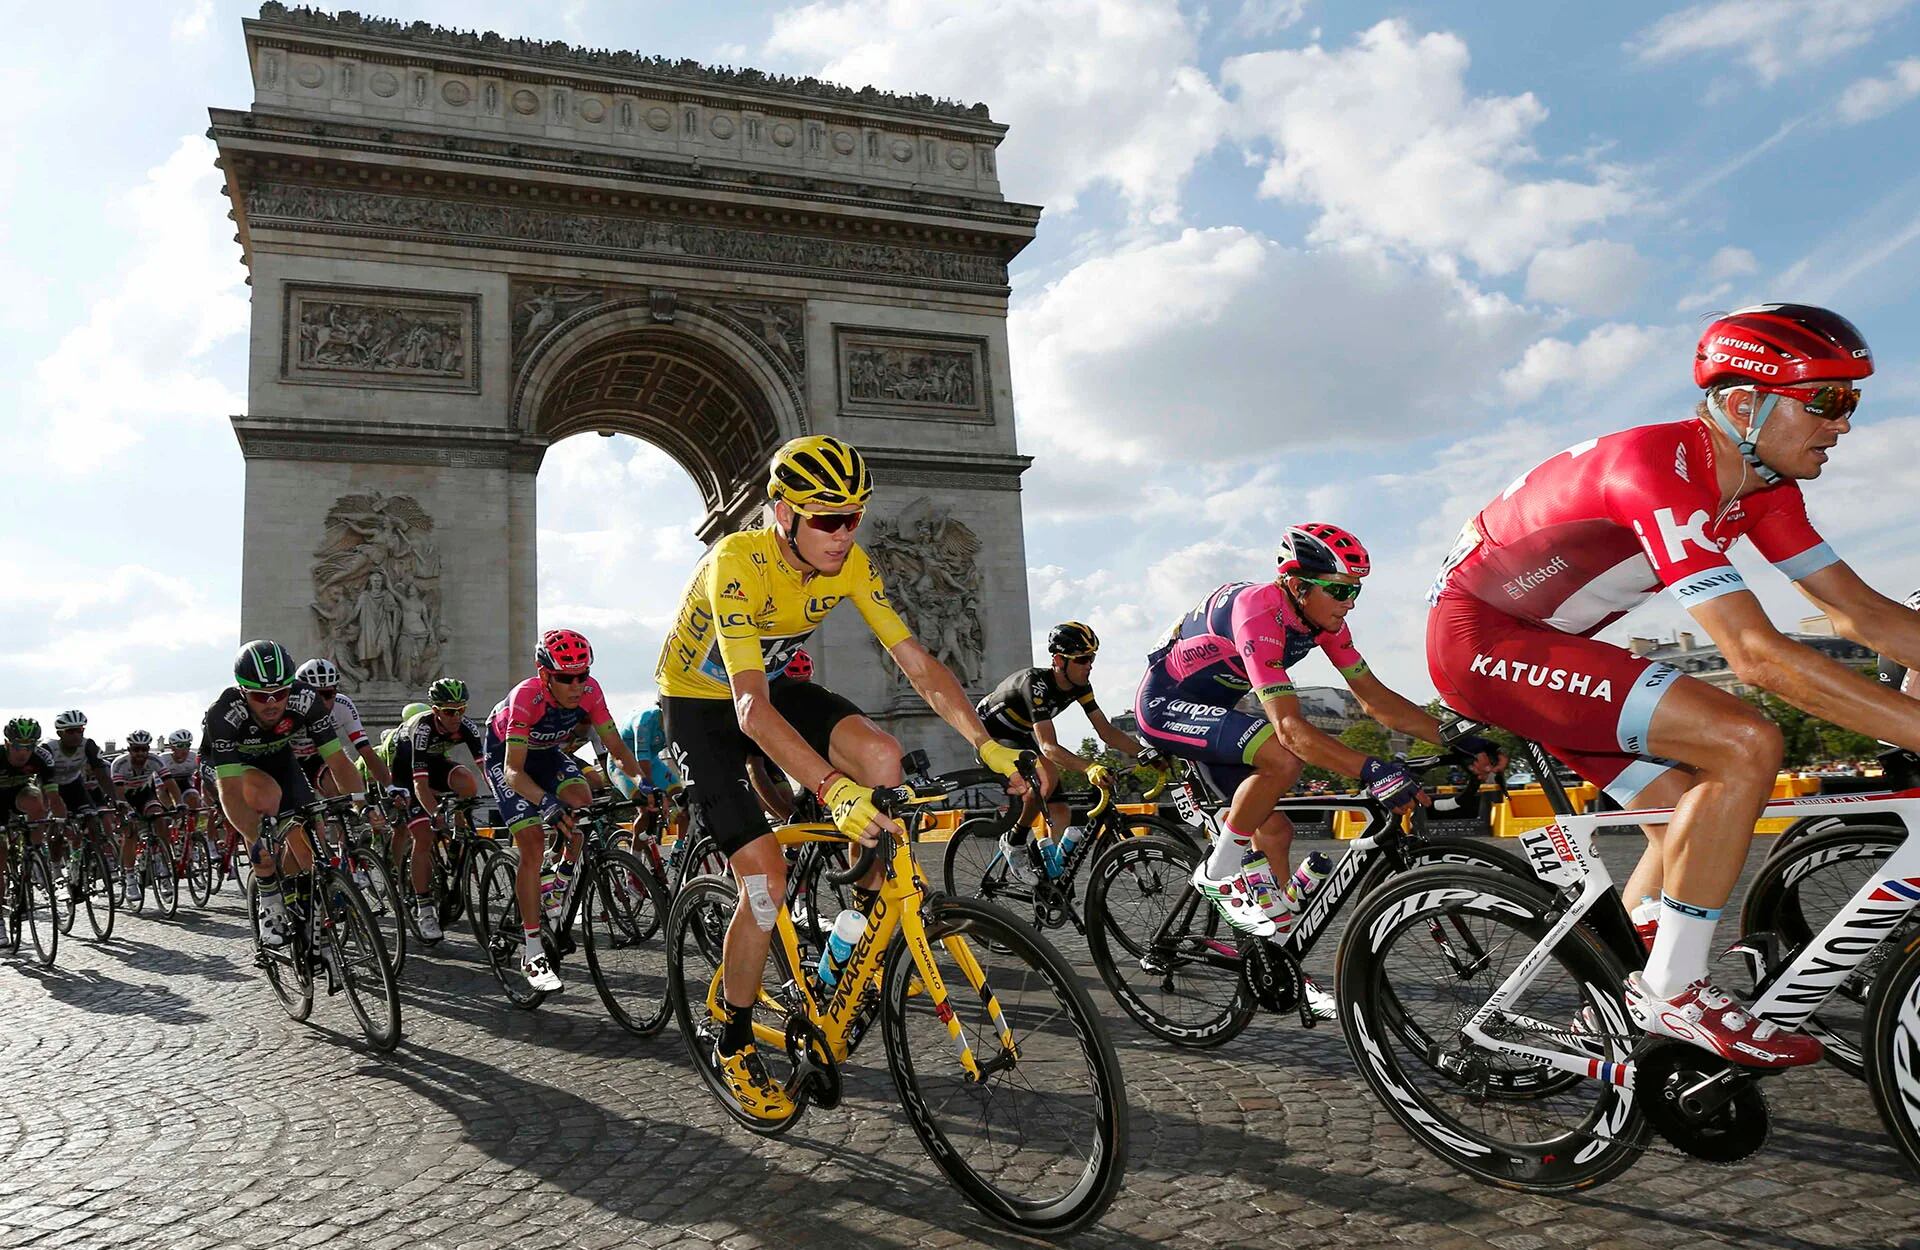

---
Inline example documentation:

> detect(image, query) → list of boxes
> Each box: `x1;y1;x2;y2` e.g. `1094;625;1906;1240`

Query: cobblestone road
2;836;1916;1250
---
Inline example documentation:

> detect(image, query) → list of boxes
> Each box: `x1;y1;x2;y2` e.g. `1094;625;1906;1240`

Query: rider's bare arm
888;638;999;751
1345;669;1447;745
593;722;645;782
1260;690;1371;777
1796;561;1920;674
730;666;838;796
1691;589;1920;752
357;743;393;790
1032;719;1091;774
323;746;363;798
1087;706;1146;759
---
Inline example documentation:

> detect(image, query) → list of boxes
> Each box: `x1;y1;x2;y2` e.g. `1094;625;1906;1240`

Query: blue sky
4;0;1920;738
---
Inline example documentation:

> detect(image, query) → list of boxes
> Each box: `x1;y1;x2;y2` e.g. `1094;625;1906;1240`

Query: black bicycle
478;792;672;1035
121;809;180;919
245;795;401;1052
49;807;117;941
2;816;58;967
1085;749;1545;1047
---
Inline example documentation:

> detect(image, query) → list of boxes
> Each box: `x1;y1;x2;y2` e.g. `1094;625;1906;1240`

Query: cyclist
394;678;487;941
46;710;118;840
483;629;646;992
615;702;675;800
655;434;1028;1121
291;659;392;796
1426;303;1920;1068
202;640;371;947
977;621;1149;884
1136;526;1502;994
160;729;203;829
111;730;185;901
0;717;60;946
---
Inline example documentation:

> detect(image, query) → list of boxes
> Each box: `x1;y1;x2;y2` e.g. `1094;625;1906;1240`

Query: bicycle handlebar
826;754;1038;886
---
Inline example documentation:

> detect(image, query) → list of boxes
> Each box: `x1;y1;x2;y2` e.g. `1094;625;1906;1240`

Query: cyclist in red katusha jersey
1428;303;1920;1069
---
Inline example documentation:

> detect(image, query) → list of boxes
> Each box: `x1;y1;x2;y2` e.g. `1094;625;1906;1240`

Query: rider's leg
721;831;787;1042
1616;767;1692;940
1638;679;1783;998
1204;730;1298;877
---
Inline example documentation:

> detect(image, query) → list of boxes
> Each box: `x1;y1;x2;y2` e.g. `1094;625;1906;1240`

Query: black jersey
405;711;482;780
976;667;1098;745
201;682;341;770
0;745;56;789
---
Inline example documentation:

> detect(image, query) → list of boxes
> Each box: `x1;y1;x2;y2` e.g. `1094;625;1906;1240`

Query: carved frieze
282;283;480;392
865;499;984;691
247;183;1007;291
309;492;448;693
836;328;989;423
509;279;805;380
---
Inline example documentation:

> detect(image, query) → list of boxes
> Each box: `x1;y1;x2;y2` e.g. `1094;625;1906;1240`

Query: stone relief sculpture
513;284;605;359
296;300;466;376
709;300;806;375
309;492;449;689
866;498;984;688
847;344;976;407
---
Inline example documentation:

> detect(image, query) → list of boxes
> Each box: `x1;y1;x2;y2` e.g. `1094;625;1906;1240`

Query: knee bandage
741;874;778;932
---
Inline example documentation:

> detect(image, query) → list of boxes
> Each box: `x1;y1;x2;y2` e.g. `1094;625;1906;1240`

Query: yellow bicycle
664;764;1128;1235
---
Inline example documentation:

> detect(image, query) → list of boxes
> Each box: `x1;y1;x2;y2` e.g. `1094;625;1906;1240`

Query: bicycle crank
1636;1041;1770;1164
785;1014;841;1110
1240;937;1298;1016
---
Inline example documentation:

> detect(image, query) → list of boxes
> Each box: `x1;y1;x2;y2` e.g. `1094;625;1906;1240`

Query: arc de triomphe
214;4;1039;759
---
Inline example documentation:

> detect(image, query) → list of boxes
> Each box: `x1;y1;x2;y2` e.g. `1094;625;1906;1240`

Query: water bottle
817;909;868;988
1289;852;1332;902
1056;825;1086;871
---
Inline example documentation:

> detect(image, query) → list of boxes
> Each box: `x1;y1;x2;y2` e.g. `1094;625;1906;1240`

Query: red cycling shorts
1427;592;1683;805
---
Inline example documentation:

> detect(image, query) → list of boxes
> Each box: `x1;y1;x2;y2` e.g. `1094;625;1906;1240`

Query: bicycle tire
1118;811;1207;855
79;841;115;941
1740;824;1909;1079
664;874;808;1136
349;849;407;980
248;877;313;1022
584;849;674;1036
463;839;506;948
185;834;214;908
940;816;1032;917
669;831;728;897
480;851;547;1010
1337;863;1647;1192
880;893;1128;1234
1864;927;1920;1178
23;850;58;968
1084;832;1256;1048
149;838;179;919
51;839;78;936
319;867;403;1052
787;841;853;960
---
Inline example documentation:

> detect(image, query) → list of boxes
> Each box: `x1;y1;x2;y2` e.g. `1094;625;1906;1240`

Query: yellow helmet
767;436;873;510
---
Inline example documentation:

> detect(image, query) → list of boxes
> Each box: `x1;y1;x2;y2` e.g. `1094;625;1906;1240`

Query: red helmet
782;648;813;681
535;628;593;674
1694;303;1873;390
1278;523;1370;578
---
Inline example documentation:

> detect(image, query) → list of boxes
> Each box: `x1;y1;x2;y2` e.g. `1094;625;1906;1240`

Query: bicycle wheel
1864;928;1920;1178
665;874;808;1136
318;868;402;1052
349;849;407;980
23;850;58;967
669;831;728;896
185;835;214;908
1084;833;1255;1048
1118;811;1207;855
1337;863;1647;1192
480;851;546;1009
79;841;115;941
463;840;503;947
248;878;313;1022
880;894;1127;1234
431;835;461;930
941;816;1034;916
1741;825;1910;1079
51;841;77;935
149;840;180;919
787;841;853;960
584;850;673;1036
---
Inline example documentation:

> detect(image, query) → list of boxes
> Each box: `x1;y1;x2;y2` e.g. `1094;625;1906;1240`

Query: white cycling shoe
1190;861;1277;937
1301;974;1337;1022
997;831;1040;887
522;949;563;993
413;900;443;943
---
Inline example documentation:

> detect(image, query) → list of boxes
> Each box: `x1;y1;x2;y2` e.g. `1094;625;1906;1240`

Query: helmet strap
1705;387;1782;485
777;505;821;576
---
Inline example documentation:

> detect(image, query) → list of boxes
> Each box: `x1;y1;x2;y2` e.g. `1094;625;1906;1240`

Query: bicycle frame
1456;788;1920;1089
728;819;1013;1079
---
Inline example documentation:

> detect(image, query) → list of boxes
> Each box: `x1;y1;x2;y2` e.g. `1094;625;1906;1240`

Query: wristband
814;770;847;805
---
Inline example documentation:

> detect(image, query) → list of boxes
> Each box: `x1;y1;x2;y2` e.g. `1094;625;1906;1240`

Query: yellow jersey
655;528;913;699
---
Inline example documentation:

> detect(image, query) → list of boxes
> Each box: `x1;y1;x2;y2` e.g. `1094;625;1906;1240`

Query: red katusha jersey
1429;419;1838;638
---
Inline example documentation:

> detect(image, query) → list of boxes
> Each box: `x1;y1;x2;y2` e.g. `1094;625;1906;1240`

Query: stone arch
512;300;804;537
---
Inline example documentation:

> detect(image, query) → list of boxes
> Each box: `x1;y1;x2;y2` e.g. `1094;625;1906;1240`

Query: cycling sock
522;924;542;956
720;1001;754;1052
1640;894;1722;998
1204;819;1254;878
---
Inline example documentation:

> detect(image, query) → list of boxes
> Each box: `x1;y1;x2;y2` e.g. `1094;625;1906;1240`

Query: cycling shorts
1427;592;1684;804
1132;667;1276;798
57;780;102;814
228;748;317;819
662;681;863;857
482;733;589;833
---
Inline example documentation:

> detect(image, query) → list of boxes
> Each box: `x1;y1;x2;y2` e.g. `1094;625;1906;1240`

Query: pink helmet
783;648;814;681
1278;524;1370;578
535;628;593;674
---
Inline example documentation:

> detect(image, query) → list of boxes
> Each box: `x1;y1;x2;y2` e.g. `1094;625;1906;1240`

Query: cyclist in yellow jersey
656;434;1029;1121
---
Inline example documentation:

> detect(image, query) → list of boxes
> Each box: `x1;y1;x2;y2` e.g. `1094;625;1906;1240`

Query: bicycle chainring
1636;1042;1769;1164
1240;937;1298;1014
786;1014;841;1111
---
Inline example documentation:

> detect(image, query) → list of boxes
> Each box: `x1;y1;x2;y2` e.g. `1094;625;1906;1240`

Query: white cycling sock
1204;819;1254;878
1640;895;1722;999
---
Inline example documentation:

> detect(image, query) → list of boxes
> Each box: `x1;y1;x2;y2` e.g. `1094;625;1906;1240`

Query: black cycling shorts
662;682;865;857
231;748;317;818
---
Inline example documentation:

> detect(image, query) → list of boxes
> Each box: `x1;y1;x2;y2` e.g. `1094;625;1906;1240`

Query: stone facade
218;5;1038;752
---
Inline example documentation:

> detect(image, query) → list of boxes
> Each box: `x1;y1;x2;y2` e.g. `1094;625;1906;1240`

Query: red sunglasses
794;507;864;534
1756;382;1861;420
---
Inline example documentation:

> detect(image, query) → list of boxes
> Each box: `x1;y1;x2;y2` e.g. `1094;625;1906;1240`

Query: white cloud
32;135;247;473
171;0;214;43
1632;0;1915;84
1229;0;1309;38
1706;246;1759;280
762;0;1226;221
1676;246;1760;311
1501;322;1674;402
1524;240;1649;316
1010;226;1537;466
1838;55;1920;122
1223;20;1633;274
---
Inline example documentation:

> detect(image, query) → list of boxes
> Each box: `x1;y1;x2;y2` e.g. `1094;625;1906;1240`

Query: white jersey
45;737;106;787
110;753;172;791
293;693;368;758
162;748;200;781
